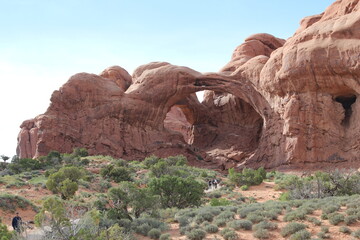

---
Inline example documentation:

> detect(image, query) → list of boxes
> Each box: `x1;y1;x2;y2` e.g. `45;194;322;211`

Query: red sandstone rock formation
17;0;360;169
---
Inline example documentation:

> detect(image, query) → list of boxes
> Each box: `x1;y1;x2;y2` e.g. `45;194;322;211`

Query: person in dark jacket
12;212;22;232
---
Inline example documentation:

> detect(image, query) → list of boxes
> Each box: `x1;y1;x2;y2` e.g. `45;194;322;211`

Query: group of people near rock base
208;178;220;190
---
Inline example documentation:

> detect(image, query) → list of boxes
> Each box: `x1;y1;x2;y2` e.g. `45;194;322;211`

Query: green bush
220;227;239;239
253;229;269;239
132;218;167;236
306;216;322;226
227;219;252;230
204;224;218;233
320;226;329;233
149;175;204;208
253;220;278;231
352;229;360;239
240;185;249;191
159;233;171;240
247;212;265;223
344;215;357;225
108;182;159;219
223;231;239;240
0;193;38;212
46;166;86;199
322;204;340;214
283;210;307;222
210;198;230;206
186;228;206;240
214;218;226;227
289;229;311;240
339;226;351;234
148;228;161;239
0;219;12;240
228;167;266;187
216;211;235;220
8;157;43;174
100;165;132;183
136;223;152;236
281;222;307;237
328;213;344;225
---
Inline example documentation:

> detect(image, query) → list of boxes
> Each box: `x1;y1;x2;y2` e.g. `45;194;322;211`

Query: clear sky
0;0;335;158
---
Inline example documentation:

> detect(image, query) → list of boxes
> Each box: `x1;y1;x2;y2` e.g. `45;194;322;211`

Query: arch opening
164;91;264;160
335;94;356;126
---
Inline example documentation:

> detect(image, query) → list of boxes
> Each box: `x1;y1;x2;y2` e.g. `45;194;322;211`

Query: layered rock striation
17;0;360;169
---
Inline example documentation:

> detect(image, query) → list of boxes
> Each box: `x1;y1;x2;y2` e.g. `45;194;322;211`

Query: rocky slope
17;0;360;169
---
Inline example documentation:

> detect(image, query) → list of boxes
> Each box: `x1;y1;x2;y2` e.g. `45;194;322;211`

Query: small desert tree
108;182;159;220
0;155;9;163
148;175;205;208
46;166;86;199
0;219;12;240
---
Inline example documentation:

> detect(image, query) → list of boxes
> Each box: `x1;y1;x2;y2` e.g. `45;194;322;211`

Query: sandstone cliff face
17;0;360;169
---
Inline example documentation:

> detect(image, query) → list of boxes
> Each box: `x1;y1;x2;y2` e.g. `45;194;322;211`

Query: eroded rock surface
17;0;360;169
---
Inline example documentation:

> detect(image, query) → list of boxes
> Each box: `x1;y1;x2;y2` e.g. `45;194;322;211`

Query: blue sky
0;0;334;158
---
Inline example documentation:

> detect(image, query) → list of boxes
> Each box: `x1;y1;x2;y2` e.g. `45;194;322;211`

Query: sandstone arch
17;0;360;170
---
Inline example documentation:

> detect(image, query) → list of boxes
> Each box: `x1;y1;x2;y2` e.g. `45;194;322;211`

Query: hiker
12;212;22;233
208;179;212;189
212;179;218;189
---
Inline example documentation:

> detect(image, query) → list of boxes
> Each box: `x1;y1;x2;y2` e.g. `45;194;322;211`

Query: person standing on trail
208;179;212;189
12;212;22;233
212;179;218;189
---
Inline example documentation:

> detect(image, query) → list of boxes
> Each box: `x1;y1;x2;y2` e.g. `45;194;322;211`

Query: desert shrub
204;224;218;233
321;226;329;233
135;223;152;236
322;204;340;214
118;218;132;229
210;198;230;206
223;231;239;240
253;229;269;239
247;212;265;223
148;228;161;239
0;193;38;212
8;157;43;174
281;222;307;237
328;213;344;225
186;228;206;240
159;233;171;240
220;227;239;240
317;231;330;239
206;190;222;199
240;185;249;191
353;229;360;238
99;179;112;192
253;220;278;231
195;212;214;224
238;205;262;218
0;219;12;240
344;215;357;225
283;210;307;222
214;218;226;227
227;219;252;230
132;218;167;236
100;165;132;183
306;216;322;226
228;167;266;186
339;226;351;234
149;175;204;208
216;211;235;220
278;170;360;200
289;229;311;240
